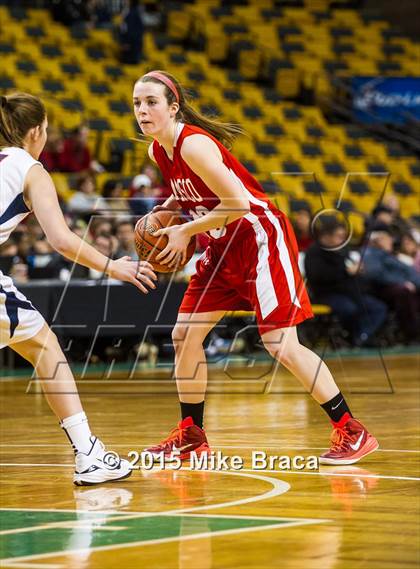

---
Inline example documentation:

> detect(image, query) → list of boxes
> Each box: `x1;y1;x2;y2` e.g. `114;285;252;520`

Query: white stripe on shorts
245;211;301;319
264;209;301;309
246;212;278;319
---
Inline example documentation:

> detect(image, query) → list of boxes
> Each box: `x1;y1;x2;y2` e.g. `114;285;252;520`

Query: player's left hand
155;225;190;267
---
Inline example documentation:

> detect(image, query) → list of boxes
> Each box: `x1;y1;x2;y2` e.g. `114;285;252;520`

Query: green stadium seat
223;89;242;102
283;160;303;173
348;180;370;195
41;44;63;58
345;145;365;158
87;47;106;61
330;26;354;38
377;60;402;73
0;42;15;54
301;143;323;157
42;79;65;94
256;142;278;156
265;124;285;136
306;125;325;138
61;62;82;76
303;180;326;194
409;164;420;176
16;60;38;74
263;89;283;103
323;161;345;175
25;25;45;38
289;198;311;212
0;76;16;89
89;82;111;95
104;65;124;79
243;106;263;119
89;118;112;131
367;162;388;173
393;181;414;196
109;100;131;115
332;42;355;55
261;181;281;194
59;99;83;112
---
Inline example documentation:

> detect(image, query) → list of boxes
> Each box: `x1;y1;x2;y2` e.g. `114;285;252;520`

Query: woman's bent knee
263;340;301;368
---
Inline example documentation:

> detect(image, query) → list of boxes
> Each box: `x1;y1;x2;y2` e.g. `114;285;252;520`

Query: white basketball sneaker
73;437;132;486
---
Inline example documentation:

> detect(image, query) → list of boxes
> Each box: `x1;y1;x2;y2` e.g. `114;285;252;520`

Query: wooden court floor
0;353;419;568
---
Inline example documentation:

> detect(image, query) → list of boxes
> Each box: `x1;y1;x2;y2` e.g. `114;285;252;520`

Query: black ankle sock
180;401;205;429
321;392;353;423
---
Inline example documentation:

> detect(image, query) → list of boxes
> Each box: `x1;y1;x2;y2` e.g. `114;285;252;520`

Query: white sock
61;412;93;454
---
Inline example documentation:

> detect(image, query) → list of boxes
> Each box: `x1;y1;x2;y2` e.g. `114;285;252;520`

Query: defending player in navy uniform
0;92;157;484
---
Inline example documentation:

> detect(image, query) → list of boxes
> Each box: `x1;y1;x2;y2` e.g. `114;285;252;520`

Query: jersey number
189;206;227;239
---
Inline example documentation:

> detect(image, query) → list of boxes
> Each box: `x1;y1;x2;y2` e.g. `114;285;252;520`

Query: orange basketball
134;210;196;273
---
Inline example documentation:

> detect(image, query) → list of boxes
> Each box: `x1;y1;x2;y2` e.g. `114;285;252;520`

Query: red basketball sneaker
320;413;379;465
143;417;210;462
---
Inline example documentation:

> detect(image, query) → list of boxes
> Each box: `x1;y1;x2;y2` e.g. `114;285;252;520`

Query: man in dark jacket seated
363;227;420;344
305;219;387;347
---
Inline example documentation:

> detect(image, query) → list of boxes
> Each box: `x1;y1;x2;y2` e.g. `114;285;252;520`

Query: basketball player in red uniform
133;70;378;465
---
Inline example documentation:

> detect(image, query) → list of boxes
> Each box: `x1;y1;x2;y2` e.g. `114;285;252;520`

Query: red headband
142;71;179;103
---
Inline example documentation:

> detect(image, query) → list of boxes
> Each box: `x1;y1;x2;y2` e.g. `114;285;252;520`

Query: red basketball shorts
179;209;314;334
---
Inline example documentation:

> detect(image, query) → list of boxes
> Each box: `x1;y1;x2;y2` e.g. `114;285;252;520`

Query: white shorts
0;271;45;349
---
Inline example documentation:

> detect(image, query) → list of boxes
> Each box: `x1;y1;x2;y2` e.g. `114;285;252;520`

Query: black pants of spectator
318;293;388;345
378;284;420;343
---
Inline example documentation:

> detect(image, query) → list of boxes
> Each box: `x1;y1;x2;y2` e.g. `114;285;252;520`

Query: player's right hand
107;257;157;293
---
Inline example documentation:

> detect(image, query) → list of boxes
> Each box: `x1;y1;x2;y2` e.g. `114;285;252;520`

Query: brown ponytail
0;92;46;149
136;70;245;149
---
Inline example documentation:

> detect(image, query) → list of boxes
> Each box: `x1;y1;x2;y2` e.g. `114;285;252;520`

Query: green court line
0;509;322;561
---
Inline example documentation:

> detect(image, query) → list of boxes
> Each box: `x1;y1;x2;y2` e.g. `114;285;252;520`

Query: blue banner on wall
352;77;420;124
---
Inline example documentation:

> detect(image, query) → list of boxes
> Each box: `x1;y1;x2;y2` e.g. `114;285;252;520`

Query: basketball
134;210;196;273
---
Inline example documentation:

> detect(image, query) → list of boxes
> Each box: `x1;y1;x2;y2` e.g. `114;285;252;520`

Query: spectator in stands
27;238;64;280
89;235;115;279
39;126;64;172
89;217;113;238
129;173;156;216
397;231;420;269
291;206;314;252
142;163;171;205
60;125;102;174
366;195;411;240
305;219;387;347
92;0;113;27
115;221;138;259
0;238;18;274
9;260;29;284
102;179;131;214
69;219;88;239
15;231;31;263
119;0;144;64
363;228;420;343
68;174;107;214
50;0;93;26
26;217;45;243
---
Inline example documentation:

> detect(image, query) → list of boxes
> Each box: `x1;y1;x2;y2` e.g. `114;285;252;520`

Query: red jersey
153;122;313;330
152;123;276;244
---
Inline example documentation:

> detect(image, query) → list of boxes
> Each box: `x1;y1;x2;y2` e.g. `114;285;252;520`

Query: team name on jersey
170;178;203;202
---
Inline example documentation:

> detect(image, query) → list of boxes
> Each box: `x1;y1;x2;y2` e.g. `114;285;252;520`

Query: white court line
1;519;327;569
0;470;290;536
0;443;419;453
0;462;418;481
1;469;313;567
